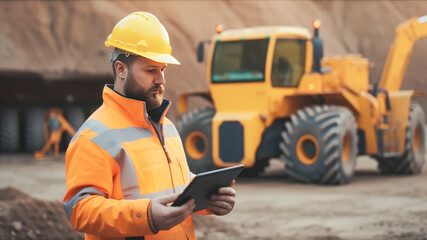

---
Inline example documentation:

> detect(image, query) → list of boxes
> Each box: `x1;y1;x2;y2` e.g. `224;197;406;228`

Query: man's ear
114;61;128;80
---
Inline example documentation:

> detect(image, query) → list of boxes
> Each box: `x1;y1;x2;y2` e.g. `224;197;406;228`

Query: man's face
124;57;167;111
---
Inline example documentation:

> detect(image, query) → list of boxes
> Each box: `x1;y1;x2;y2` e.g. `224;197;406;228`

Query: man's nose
154;72;166;85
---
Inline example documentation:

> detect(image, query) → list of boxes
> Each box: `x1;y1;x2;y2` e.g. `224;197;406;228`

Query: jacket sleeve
195;209;213;215
63;135;154;237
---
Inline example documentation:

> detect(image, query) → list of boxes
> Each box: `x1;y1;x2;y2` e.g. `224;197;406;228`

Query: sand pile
0;187;83;240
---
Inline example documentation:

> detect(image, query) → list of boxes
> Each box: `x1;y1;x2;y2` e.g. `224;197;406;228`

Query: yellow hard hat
105;12;180;65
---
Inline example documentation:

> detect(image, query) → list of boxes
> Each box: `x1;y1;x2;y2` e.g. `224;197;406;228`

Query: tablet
172;164;244;212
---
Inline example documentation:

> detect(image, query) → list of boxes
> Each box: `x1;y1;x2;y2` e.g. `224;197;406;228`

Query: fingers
170;198;195;218
171;199;195;223
156;193;180;205
217;186;236;196
209;194;235;209
151;196;195;231
183;198;196;211
207;186;236;216
207;198;234;216
229;179;235;187
207;204;232;215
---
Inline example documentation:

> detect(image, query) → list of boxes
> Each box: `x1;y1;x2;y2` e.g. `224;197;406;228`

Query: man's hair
112;54;137;81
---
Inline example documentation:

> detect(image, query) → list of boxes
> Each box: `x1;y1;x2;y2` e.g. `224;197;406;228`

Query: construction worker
63;12;236;240
34;108;75;159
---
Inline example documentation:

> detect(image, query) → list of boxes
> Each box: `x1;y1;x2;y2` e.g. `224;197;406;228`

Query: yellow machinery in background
178;16;427;184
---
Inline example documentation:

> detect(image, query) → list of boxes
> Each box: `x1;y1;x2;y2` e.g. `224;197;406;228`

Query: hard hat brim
143;53;181;65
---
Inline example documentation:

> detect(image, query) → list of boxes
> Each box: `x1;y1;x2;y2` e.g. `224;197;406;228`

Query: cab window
271;39;306;87
211;39;269;83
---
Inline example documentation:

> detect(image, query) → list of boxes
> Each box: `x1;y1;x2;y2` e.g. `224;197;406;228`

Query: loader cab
205;26;313;124
209;27;311;90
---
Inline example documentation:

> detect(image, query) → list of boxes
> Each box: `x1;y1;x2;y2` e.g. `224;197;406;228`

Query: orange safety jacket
63;85;205;240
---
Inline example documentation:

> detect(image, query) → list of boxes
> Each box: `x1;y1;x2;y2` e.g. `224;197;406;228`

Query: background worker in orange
63;12;236;240
34;108;75;159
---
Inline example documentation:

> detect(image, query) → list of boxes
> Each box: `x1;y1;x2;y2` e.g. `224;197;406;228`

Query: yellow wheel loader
178;16;427;184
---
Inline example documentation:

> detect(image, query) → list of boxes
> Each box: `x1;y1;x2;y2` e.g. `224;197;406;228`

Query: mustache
149;85;164;93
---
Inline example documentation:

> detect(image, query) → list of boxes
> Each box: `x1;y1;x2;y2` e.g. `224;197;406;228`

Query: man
63;12;236;240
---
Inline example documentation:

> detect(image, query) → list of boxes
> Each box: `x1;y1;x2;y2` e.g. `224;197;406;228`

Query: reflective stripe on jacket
63;85;197;240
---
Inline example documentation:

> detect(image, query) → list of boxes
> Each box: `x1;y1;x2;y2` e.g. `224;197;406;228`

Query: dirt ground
0;154;426;240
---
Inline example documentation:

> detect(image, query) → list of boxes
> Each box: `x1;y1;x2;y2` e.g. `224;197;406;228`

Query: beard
124;72;164;111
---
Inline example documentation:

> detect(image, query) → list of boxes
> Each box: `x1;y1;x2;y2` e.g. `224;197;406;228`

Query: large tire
178;107;215;174
24;109;45;152
0;109;20;152
279;105;358;185
65;107;85;131
378;102;426;174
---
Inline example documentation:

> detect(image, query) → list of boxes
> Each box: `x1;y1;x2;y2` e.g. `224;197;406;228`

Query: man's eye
146;68;166;73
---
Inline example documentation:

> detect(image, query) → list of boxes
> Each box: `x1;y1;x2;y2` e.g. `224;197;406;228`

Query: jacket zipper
162;144;172;163
149;118;176;193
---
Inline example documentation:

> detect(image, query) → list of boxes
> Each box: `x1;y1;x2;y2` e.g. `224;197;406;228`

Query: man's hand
151;193;195;230
207;180;236;216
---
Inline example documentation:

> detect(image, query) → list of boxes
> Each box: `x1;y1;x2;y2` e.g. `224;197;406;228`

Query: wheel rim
342;132;351;163
296;134;319;165
185;131;208;160
413;124;421;153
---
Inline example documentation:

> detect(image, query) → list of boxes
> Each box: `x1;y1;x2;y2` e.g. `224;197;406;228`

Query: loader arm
178;90;212;113
379;15;427;91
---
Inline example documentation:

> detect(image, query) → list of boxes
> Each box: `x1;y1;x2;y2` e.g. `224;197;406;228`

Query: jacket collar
102;84;171;125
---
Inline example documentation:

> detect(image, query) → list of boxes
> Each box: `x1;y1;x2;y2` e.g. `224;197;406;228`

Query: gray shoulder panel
70;119;109;143
164;123;180;138
63;187;107;220
91;126;153;157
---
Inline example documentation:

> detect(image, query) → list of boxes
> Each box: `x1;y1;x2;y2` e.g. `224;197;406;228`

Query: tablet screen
172;164;244;212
